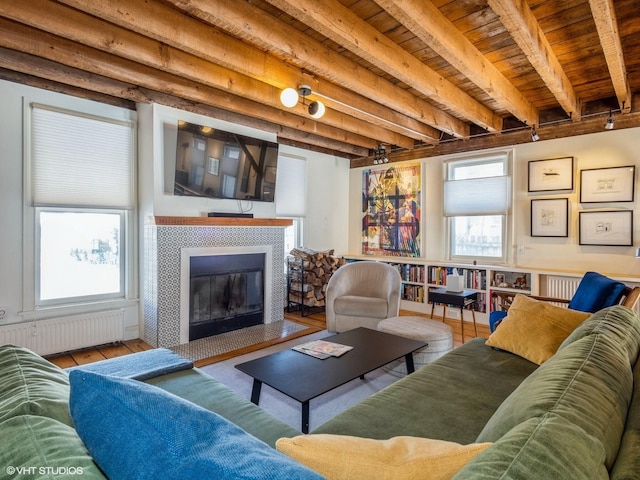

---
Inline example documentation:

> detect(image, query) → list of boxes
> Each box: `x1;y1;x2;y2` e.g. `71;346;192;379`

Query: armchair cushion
334;296;389;318
326;261;402;332
567;271;626;313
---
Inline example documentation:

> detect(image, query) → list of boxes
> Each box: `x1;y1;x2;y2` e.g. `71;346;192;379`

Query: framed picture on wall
531;198;569;237
579;210;633;246
580;166;635;203
528;157;574;192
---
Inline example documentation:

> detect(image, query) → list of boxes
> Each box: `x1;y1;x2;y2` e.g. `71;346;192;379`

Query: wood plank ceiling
0;0;638;167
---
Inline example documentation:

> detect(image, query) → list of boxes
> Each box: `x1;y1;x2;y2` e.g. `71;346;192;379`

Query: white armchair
325;261;402;332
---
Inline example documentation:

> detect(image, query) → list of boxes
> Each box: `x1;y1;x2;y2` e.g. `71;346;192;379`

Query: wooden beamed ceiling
0;0;638;166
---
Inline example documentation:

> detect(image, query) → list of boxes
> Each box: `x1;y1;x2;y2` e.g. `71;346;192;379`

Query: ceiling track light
279;85;326;119
605;110;614;130
531;125;540;142
372;144;389;165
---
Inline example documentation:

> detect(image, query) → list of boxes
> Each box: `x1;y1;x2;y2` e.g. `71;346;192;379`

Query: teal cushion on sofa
0;415;106;479
69;370;324;480
453;414;609;480
0;344;72;426
477;312;638;469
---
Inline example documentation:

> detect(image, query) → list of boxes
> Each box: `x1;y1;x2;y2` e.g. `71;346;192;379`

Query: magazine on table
292;340;353;359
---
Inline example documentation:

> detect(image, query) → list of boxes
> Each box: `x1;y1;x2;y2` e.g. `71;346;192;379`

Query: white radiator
542;276;640;315
0;310;124;356
545;276;581;301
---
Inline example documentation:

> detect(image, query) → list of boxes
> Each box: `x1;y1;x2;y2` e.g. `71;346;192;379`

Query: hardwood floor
45;309;488;368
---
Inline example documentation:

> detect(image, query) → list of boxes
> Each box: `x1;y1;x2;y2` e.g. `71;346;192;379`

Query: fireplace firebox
189;253;265;340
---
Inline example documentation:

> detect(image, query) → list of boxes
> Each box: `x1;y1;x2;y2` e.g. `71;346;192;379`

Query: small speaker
207;212;254;218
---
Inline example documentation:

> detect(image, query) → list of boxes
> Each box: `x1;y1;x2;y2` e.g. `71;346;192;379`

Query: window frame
22;98;137;316
445;152;512;264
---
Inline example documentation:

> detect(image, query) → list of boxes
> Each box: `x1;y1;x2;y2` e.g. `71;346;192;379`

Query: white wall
349;126;640;278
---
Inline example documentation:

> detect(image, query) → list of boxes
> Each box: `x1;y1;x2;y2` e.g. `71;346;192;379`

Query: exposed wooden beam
163;0;467;139
375;0;538;126
0;52;368;158
0;24;375;155
488;0;581;121
57;0;437;145
0;66;136;110
0;1;411;149
588;0;631;112
255;0;503;133
351;96;640;167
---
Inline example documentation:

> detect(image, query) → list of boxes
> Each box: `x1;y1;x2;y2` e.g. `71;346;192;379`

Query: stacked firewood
287;248;347;307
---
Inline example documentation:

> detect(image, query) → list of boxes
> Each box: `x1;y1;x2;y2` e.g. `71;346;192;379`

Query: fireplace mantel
149;216;292;227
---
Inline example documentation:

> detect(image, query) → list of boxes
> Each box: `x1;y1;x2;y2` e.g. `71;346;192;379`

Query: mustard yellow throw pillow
276;434;491;480
485;294;591;364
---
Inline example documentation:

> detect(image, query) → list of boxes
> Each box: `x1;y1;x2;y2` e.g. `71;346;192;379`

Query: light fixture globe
280;87;299;108
308;100;326;119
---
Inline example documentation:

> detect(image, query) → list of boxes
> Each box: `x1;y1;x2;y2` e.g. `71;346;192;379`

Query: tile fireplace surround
143;216;292;348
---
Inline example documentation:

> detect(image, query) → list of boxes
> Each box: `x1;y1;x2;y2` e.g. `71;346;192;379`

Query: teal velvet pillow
69;370;324;480
0;415;106;479
0;344;72;426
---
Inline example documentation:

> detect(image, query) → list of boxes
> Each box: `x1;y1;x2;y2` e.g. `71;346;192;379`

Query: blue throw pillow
68;370;324;480
568;271;626;313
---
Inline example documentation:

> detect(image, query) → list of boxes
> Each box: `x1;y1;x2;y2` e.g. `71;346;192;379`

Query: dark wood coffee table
235;327;427;433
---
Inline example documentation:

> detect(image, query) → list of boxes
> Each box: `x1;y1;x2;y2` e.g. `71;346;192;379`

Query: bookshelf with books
342;256;542;321
389;263;426;304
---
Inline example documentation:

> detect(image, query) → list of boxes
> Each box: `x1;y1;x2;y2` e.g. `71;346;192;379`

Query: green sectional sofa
1;304;639;479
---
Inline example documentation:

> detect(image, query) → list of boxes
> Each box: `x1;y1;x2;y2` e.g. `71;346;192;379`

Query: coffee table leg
302;401;310;434
404;353;416;374
250;379;262;405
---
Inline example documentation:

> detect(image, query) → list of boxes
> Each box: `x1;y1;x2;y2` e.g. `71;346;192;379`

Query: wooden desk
428;288;478;342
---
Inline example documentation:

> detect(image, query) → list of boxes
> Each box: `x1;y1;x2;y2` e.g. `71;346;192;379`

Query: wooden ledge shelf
149;216;292;227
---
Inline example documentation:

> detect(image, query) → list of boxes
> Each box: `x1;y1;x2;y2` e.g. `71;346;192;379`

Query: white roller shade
31;105;134;208
275;154;306;217
444;175;510;216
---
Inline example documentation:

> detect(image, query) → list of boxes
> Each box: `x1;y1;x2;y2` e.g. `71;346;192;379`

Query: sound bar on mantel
207;212;254;218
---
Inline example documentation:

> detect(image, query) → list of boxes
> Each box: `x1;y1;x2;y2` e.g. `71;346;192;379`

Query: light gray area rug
199;330;401;432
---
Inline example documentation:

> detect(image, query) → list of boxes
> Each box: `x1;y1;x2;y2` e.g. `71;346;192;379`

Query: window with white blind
444;153;511;262
276;154;306;253
28;104;135;307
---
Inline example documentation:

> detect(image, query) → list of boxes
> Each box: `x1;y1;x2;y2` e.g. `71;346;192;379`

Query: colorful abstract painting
362;163;421;257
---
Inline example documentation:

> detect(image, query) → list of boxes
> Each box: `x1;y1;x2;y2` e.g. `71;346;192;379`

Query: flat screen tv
174;121;278;202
